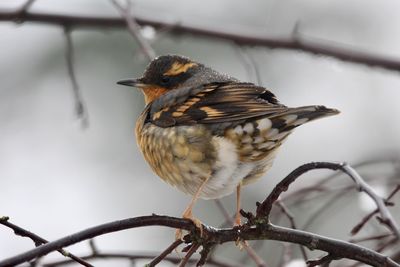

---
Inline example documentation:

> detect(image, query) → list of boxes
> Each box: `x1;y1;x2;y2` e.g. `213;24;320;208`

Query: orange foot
175;209;203;240
234;212;242;227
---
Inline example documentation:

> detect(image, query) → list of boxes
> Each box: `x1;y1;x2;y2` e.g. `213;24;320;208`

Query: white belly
200;137;255;199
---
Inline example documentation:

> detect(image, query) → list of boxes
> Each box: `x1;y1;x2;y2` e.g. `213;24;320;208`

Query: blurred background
1;0;399;266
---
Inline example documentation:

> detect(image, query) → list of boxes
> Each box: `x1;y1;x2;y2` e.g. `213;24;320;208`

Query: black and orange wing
148;82;288;127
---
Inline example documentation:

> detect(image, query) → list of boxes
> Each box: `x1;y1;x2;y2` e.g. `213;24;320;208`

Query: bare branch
306;254;338;267
147;239;182;267
349;233;394;244
64;27;89;128
1;9;400;72
178;243;199;267
0;216;93;267
0;214;399;267
341;164;400;237
110;0;156;61
17;0;36;13
43;252;234;267
256;162;400;238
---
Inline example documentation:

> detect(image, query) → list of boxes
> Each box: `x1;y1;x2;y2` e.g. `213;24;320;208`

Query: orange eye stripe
164;62;198;76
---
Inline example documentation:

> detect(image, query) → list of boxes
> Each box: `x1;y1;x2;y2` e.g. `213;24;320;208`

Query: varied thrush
117;55;339;235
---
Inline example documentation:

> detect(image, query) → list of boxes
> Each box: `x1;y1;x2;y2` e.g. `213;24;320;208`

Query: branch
110;0;156;61
1;8;400;72
306;254;338;267
0;216;92;267
0;214;399;267
178;243;200;267
351;184;400;235
147;239;182;266
64;27;89;127
43;251;234;267
17;0;36;14
256;162;400;238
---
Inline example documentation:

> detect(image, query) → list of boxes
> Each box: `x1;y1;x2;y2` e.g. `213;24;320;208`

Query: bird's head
117;55;202;104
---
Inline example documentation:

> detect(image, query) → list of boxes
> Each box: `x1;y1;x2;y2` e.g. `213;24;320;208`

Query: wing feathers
149;82;338;128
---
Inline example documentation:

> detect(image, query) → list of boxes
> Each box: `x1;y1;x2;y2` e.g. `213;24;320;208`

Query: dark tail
269;105;340;131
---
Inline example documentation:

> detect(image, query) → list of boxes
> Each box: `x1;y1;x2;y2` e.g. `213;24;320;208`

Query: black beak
116;78;145;88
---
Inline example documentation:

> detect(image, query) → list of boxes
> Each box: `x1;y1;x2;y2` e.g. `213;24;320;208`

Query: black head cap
138;55;200;89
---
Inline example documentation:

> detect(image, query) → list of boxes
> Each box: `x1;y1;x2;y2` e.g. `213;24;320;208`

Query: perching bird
117;54;339;235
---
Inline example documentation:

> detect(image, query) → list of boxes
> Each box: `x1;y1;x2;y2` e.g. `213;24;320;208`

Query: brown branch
147;239;182;267
178;243;200;267
0;216;93;267
0;214;399;267
306;254;338;267
1;8;400;72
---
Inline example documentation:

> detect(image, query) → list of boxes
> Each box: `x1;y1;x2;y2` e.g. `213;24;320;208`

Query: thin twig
234;46;262;86
341;164;400;237
246;50;263;86
17;0;36;14
2;9;400;72
277;243;292;267
281;157;400;204
276;200;308;262
301;188;350;231
64;27;89;128
351;184;400;236
110;0;156;61
349;233;394;244
306;254;338;267
178;243;199;267
0;216;93;267
147;239;182;267
42;252;234;267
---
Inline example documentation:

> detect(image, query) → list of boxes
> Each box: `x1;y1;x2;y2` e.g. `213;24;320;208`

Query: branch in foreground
0;216;92;267
0;214;398;267
1;8;400;72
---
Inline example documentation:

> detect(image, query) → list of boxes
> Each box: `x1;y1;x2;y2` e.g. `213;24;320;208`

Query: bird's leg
175;177;209;240
234;183;242;226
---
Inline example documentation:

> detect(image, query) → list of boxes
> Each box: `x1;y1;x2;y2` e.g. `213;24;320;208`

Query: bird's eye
161;76;170;85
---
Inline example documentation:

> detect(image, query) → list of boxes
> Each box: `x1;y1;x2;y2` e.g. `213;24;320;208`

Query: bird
117;54;339;237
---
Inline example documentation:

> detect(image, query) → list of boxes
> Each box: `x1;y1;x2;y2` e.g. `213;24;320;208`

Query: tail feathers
269;105;339;132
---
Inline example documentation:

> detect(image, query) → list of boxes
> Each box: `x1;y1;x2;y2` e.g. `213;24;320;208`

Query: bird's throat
141;86;169;104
